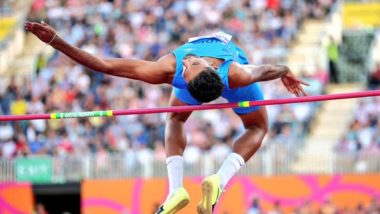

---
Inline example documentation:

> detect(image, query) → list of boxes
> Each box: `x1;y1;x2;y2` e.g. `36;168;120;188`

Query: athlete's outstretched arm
25;21;173;84
229;63;309;97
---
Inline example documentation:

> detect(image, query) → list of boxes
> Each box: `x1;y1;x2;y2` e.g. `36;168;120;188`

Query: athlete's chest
201;57;224;70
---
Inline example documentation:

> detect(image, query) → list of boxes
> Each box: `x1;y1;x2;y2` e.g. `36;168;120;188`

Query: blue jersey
171;32;264;114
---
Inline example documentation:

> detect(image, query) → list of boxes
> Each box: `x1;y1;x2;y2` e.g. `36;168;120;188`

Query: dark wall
33;183;80;214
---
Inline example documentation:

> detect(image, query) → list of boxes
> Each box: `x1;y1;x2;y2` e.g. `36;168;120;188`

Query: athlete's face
183;55;210;82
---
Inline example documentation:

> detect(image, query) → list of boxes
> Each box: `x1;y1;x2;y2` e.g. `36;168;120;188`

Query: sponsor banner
0;183;34;214
343;3;380;28
16;157;52;183
82;175;380;214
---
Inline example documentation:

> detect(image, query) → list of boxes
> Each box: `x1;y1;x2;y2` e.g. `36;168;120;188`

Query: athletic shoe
155;187;190;214
197;174;222;214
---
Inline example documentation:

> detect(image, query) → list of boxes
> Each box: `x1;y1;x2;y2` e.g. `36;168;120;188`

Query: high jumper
25;21;308;214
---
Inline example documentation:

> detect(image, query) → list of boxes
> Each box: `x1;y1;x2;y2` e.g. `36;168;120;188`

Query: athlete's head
183;55;224;103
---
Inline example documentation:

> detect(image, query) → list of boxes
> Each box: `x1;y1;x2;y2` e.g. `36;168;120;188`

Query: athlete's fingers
296;88;304;97
290;85;298;96
299;86;308;96
290;76;307;85
298;79;310;86
282;78;299;96
294;88;301;97
25;22;34;31
25;21;33;26
285;85;293;94
288;75;309;86
294;84;305;96
293;83;304;97
284;82;292;93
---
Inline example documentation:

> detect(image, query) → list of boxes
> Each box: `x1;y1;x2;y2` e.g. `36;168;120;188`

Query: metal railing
0;159;15;181
1;144;379;183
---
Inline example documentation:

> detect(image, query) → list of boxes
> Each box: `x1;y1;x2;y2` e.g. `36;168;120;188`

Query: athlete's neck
201;57;224;70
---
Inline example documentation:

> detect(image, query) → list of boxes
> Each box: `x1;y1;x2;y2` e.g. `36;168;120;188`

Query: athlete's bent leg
197;107;268;214
156;93;192;214
232;106;268;161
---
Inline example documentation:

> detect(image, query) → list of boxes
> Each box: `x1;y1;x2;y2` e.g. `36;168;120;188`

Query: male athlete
25;22;308;214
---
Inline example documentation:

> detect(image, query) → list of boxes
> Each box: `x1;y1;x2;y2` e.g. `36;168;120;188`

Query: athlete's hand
281;71;309;97
25;21;57;45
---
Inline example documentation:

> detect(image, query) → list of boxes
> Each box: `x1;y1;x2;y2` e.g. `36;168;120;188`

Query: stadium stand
0;0;330;166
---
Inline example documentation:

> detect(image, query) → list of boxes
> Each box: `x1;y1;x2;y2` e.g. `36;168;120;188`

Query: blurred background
0;0;379;213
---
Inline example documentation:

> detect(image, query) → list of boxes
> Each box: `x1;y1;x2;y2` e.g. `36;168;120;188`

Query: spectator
10;93;28;115
0;122;14;142
1;137;16;159
268;201;283;214
35;203;49;214
320;196;336;214
356;203;367;214
298;200;313;214
367;196;380;213
368;63;380;89
327;36;339;83
15;133;30;157
273;123;298;145
247;197;262;214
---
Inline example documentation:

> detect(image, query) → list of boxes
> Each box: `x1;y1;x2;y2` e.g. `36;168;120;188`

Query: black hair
187;67;224;103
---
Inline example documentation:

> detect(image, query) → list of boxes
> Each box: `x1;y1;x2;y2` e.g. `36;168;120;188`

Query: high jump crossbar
0;90;379;122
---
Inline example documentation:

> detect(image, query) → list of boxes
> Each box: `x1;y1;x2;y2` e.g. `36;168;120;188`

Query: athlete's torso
171;32;249;89
170;32;264;115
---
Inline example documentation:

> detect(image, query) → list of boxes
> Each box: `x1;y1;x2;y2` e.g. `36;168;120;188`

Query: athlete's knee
164;119;187;155
245;122;268;141
240;107;269;135
259;123;269;135
166;111;189;123
246;119;268;134
165;117;186;141
233;123;267;159
165;116;184;134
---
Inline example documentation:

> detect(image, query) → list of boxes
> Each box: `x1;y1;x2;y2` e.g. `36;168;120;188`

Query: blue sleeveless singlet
171;32;263;114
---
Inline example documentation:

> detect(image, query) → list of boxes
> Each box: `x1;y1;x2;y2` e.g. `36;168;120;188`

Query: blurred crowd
335;64;380;173
0;0;13;15
0;0;331;163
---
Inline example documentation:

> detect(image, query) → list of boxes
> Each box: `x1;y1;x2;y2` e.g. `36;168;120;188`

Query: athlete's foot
197;174;222;214
155;187;190;214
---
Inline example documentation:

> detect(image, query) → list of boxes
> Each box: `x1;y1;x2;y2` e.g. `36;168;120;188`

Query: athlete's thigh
166;91;193;122
237;106;268;129
165;91;192;156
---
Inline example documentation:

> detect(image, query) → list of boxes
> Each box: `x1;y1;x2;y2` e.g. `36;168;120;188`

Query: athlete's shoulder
227;62;253;88
152;53;177;83
157;53;176;66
